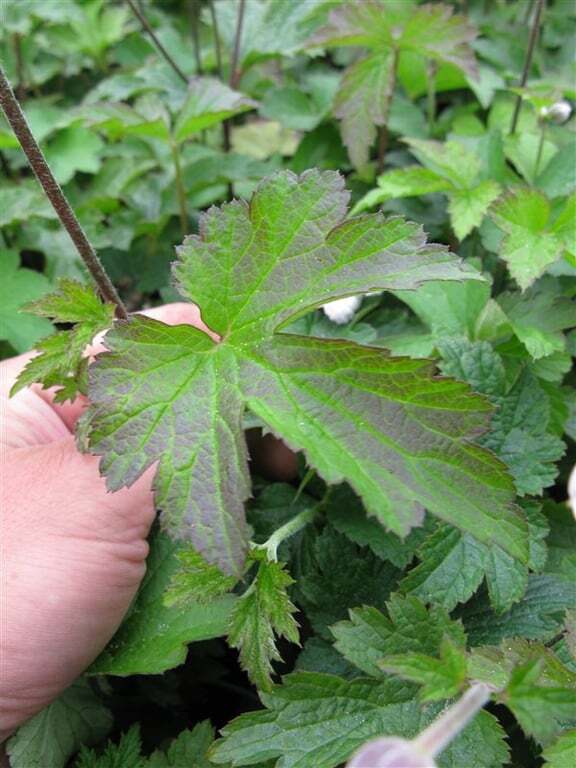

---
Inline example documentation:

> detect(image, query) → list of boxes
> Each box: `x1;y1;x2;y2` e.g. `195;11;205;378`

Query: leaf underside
86;169;526;575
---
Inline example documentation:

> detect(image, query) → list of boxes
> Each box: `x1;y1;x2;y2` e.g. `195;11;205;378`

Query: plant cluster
1;1;575;767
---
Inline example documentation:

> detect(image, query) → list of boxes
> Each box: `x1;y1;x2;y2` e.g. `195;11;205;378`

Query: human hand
0;303;203;740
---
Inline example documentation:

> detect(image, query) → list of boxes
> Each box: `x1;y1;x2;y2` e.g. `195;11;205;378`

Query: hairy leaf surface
209;671;509;768
86;170;526;575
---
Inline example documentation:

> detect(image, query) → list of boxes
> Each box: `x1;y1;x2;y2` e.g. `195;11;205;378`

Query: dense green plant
1;1;575;767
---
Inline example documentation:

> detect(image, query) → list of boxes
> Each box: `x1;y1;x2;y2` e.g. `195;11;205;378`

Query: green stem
0;64;127;317
376;47;399;174
510;0;545;134
209;0;224;79
258;507;317;562
534;121;546;178
171;139;188;238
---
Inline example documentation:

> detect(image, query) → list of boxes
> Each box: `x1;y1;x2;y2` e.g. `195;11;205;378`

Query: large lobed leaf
85;169;527;576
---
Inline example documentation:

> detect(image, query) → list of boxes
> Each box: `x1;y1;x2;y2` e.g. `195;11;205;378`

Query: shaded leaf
0;249;53;352
173;78;256;144
76;725;143;768
380;637;467;701
543;730;576;767
331;594;466;678
88;527;235;676
7;679;112;768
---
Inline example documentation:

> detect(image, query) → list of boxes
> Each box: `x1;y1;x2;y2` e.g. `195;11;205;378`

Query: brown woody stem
510;0;545;134
0;64;127;318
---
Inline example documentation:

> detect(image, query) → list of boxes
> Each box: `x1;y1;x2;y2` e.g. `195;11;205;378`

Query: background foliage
1;0;575;766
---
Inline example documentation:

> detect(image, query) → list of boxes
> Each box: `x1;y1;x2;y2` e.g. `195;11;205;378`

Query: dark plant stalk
171;140;188;238
190;0;203;75
0;65;128;318
229;0;246;89
209;0;224;79
0;149;14;179
510;0;545;134
223;0;246;195
376;48;399;175
126;0;188;85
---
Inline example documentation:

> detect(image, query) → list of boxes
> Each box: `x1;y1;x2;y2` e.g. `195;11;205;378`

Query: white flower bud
322;295;362;324
544;100;572;124
347;737;437;768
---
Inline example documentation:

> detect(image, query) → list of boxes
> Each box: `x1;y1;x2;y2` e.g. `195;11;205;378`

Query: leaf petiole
256;506;317;562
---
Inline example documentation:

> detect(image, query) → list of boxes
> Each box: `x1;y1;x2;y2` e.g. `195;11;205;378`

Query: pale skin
0;303;205;743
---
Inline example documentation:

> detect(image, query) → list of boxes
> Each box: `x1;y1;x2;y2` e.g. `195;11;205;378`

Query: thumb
1;438;155;733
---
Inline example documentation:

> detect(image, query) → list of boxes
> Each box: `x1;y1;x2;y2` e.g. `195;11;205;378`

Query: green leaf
352;166;452;215
260;86;331;132
85;170;526;576
164;545;237;607
490;189;565;290
331;594;466;679
6;679;112;768
209;671;509;768
228;553;300;692
0;249;53;352
400;524;488;612
76;721;221;768
395;278;491;339
353;139;500;237
498;278;576;360
0;180;57;227
297;527;400;639
399;513;547;615
147;721;220;768
537;141;576;198
88;527;235;676
504;659;576;743
310;2;476;168
326;485;431;569
404;138;480;188
333;51;395;171
11;279;115;403
76;724;143;768
448;180;502;241
543;730;576;767
45;126;104;185
173;78;256;144
460;574;575;646
380;637;467;701
312;2;477;75
439;339;565;496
